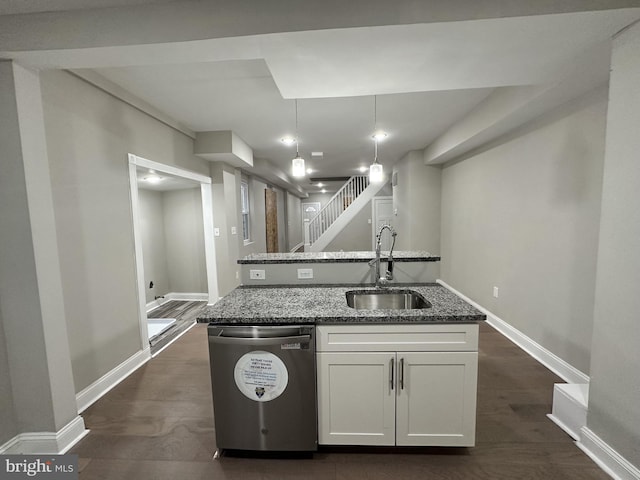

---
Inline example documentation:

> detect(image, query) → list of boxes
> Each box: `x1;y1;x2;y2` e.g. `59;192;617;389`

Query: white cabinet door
395;351;478;446
317;352;396;446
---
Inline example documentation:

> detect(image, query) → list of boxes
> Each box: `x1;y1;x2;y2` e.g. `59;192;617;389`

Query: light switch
493;286;499;298
231;226;237;235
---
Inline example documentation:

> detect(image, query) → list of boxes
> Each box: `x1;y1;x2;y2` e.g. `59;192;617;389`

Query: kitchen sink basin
345;289;432;310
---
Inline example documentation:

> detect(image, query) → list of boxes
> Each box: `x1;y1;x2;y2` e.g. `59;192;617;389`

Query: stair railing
306;175;369;246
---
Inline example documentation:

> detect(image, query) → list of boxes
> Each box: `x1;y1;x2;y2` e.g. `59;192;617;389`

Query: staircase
304;174;388;252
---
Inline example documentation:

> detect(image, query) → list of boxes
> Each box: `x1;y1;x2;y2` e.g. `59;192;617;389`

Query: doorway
128;154;219;354
372;196;394;250
302;202;321;247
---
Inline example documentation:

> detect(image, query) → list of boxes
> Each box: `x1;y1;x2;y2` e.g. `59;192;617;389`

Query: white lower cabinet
316;324;479;447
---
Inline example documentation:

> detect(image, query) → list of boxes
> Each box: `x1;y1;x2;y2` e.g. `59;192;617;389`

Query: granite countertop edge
199;284;486;326
237;251;440;264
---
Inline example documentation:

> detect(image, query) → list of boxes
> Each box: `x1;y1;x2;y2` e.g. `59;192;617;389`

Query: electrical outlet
493;286;499;298
250;269;266;280
297;268;314;279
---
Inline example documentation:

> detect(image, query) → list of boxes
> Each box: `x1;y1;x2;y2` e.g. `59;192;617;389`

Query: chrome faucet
368;224;397;287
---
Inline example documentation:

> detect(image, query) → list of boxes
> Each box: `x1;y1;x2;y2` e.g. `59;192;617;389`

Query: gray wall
139;189;169;303
393;151;442;253
0;62;79;438
587;21;640;467
239;176;268;255
210;162;239;297
326;202;373;251
287;193;303;251
163;188;207;294
41;69;210;392
440;89;607;375
0;305;18;444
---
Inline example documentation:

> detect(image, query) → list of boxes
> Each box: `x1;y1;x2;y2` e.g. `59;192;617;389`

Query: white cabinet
317;324;479;447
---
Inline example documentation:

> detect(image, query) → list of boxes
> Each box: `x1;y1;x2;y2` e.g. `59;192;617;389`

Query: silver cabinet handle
390;357;395;390
400;357;405;390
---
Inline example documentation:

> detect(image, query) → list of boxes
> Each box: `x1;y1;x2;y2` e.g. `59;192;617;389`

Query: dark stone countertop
199;284;485;325
237;251;440;264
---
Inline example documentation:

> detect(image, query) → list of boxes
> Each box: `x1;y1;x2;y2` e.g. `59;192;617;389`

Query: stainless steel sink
345;289;432;310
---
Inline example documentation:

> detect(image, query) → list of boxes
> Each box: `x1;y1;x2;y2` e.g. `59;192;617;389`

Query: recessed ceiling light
144;175;163;184
359;166;368;173
316;182;324;187
321;189;326;193
281;136;296;145
306;168;313;174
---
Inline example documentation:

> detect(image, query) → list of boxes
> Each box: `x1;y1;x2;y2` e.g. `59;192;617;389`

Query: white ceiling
5;5;639;195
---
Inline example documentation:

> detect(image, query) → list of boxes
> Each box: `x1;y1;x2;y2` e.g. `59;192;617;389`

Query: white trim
127;153;219;346
151;321;197;358
578;427;640;480
145;292;209;312
547;383;589;441
0;416;88;454
165;292;209;302
290;241;304;253
128;159;150;350
201;182;220;306
76;347;151;414
128;154;211;184
436;279;590;385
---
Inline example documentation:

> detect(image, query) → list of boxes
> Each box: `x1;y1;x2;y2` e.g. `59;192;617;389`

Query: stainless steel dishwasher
207;324;317;452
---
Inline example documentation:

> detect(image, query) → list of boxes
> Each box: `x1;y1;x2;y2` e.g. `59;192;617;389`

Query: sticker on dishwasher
234;351;289;402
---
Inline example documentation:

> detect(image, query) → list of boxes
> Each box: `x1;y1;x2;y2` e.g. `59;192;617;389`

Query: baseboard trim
166;292;208;302
0;416;89;454
578;427;640;480
146;292;209;312
146;292;209;313
436;279;589;385
76;347;151;413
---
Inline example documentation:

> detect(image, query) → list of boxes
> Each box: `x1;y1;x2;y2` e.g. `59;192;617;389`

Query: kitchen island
199;283;483;325
201;283;485;448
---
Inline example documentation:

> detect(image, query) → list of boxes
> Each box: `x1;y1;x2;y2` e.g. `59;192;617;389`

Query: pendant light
291;99;306;177
369;95;384;183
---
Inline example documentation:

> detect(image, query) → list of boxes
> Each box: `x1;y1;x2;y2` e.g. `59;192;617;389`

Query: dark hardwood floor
72;322;609;479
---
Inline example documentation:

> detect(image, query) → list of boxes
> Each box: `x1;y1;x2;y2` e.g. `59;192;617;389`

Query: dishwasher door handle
209;334;311;347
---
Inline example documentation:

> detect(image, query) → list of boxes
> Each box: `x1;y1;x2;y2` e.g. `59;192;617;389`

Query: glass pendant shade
292;156;306;177
369;162;383;183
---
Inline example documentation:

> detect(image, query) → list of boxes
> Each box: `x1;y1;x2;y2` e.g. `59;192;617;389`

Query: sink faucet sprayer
369;224;397;287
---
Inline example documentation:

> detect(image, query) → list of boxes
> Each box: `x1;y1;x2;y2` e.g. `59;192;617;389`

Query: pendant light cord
373;95;379;165
295;99;300;157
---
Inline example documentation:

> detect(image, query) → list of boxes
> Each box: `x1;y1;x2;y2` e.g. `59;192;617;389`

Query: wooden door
265;189;278;253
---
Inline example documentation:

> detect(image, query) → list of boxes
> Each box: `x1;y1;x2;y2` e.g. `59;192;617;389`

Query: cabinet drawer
317;324;478;352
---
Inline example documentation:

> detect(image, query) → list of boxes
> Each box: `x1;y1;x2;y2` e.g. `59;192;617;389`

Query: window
241;180;251;243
